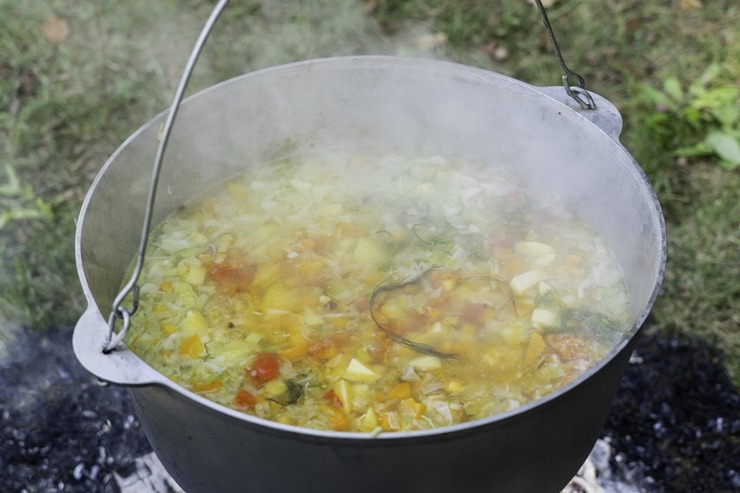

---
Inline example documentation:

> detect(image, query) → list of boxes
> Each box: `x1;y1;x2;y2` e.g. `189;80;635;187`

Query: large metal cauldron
74;56;666;492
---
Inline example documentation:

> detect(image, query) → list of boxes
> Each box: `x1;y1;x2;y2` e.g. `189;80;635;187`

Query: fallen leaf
679;0;702;10
41;15;70;44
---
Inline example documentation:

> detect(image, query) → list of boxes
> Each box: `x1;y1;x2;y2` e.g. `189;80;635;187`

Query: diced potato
409;356;442;371
534;253;556;267
263;379;288;398
333;379;353;412
344;358;382;382
359;407;379;432
538;281;554;296
531;308;561;329
510;268;548;295
514;241;555;257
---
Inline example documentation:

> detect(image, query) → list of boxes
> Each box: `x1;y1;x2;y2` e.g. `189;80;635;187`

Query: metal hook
533;0;596;110
103;0;231;353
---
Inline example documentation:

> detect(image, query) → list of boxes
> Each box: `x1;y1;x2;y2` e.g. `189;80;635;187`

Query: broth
124;151;631;433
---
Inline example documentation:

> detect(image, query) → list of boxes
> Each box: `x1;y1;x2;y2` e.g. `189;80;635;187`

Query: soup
124;151;631;433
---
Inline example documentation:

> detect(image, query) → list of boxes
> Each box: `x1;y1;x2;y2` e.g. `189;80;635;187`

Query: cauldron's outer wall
74;57;666;493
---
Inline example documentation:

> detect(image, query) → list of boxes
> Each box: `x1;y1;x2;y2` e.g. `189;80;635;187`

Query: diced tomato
233;389;258;409
247;353;281;385
207;248;256;293
208;265;256;293
323;389;343;409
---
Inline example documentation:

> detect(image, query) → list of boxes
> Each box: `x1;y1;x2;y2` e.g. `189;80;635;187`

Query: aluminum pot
74;56;666;493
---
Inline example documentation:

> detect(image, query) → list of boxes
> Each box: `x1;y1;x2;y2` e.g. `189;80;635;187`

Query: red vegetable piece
247;353;280;386
323;389;343;409
234;389;258;409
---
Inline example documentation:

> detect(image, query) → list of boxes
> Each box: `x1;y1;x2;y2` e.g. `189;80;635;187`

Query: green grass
1;0;738;383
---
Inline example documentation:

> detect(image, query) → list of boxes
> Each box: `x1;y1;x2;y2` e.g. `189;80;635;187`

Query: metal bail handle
533;0;597;111
103;0;231;353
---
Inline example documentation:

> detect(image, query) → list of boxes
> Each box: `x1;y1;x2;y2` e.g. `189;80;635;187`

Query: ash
1;324;737;492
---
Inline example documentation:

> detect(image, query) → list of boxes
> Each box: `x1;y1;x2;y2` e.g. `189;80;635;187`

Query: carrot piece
279;344;309;361
388;382;412;400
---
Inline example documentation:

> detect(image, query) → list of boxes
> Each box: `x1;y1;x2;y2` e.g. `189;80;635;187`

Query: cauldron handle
533;0;597;111
534;86;624;141
103;0;231;354
74;308;171;386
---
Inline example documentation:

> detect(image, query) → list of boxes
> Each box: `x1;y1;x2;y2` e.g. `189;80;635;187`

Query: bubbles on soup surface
124;151;631;432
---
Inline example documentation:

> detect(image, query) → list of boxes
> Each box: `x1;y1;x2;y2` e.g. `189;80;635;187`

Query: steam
90;1;662;330
118;0;487;101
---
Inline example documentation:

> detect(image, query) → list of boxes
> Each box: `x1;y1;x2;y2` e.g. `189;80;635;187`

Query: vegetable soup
124;151;631;433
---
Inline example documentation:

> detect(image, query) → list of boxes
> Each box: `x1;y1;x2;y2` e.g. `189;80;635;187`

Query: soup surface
125;151;631;433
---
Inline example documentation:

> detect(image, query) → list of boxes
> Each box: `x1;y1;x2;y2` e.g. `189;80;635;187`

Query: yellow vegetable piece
360;407;379;432
446;378;464;393
183;310;208;333
409;355;442;371
328;413;351;431
333;379;353;413
388;382;412;400
344;358;382;382
262;284;297;312
279;344;309;361
510;268;548;295
192;379;222;393
263;379;288;398
514;241;555;257
179;335;205;358
400;398;426;418
523;332;546;366
531;308;561;329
